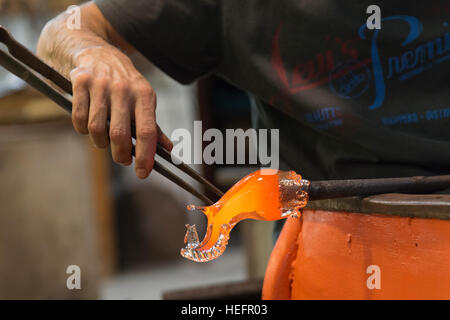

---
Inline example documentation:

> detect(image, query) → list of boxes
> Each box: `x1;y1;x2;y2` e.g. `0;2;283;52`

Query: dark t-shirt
95;0;450;180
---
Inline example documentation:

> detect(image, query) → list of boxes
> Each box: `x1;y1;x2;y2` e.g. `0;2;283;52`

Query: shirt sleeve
94;0;223;84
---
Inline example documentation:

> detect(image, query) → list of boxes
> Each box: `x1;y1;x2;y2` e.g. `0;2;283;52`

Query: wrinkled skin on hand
70;46;172;178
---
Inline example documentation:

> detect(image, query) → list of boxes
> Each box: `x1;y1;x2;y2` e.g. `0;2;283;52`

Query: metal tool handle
307;175;450;201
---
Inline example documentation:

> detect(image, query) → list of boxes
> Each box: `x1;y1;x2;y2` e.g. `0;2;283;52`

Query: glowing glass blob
181;169;309;262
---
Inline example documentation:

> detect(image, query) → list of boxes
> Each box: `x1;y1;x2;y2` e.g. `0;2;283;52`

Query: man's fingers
109;82;132;166
70;69;161;178
134;83;157;179
88;78;109;148
70;71;90;134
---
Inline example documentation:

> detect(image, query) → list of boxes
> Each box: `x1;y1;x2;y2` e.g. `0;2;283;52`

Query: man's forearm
37;4;113;77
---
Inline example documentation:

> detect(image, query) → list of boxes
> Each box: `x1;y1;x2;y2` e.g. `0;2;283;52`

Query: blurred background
0;0;274;299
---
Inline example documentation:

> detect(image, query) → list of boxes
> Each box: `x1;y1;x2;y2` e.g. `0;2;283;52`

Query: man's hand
71;45;167;178
37;2;172;179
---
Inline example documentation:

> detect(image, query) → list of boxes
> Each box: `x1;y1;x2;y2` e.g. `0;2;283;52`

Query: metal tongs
0;25;223;205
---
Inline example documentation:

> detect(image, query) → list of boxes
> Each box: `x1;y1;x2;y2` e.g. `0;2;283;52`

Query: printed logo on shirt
358;16;449;110
270;10;449;131
328;59;371;99
271;27;369;96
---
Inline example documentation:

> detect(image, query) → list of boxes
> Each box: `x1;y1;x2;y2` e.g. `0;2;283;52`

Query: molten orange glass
181;169;309;262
